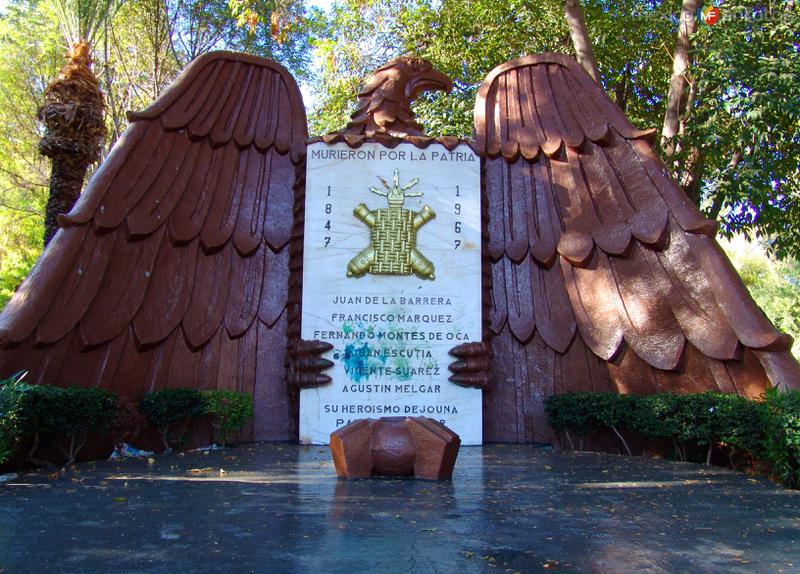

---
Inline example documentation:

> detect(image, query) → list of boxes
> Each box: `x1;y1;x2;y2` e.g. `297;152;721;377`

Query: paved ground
1;444;799;574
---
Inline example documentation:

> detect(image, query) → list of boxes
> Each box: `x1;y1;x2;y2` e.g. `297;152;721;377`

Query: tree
309;0;571;136
0;0;62;306
661;0;698;157
0;0;320;308
39;0;117;245
679;2;800;258
720;235;800;360
564;0;600;83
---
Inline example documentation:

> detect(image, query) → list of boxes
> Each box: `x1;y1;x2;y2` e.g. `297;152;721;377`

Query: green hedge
139;389;207;451
202;390;254;447
545;390;800;487
0;380;254;467
0;372;27;464
138;389;254;450
0;373;117;466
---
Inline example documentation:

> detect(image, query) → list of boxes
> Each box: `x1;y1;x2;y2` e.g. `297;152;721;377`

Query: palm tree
39;0;118;245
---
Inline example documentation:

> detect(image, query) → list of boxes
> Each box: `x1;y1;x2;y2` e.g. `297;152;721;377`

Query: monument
300;142;482;444
0;50;797;449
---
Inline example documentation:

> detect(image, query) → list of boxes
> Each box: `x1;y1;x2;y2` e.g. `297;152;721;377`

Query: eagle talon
447;341;491;389
288;339;334;389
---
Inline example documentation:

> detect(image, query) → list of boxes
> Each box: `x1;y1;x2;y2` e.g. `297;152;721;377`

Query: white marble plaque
300;141;482;445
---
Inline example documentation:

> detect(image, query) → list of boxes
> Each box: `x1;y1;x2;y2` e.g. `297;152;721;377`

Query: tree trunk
39;40;106;246
564;0;601;84
662;0;699;157
681;147;705;205
43;156;87;244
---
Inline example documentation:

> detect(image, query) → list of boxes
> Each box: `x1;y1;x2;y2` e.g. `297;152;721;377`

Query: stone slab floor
1;444;799;573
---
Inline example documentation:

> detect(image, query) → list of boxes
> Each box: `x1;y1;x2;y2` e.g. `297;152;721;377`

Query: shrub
592;393;639;456
112;396;146;448
545;392;603;450
0;371;29;464
627;393;681;438
548;391;765;465
662;393;762;465
546;392;639;453
202;390;254;446
139;389;206;451
2;382;117;466
24;386;116;465
760;388;800;488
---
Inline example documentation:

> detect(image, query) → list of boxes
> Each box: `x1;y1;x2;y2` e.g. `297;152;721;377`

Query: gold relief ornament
347;169;436;280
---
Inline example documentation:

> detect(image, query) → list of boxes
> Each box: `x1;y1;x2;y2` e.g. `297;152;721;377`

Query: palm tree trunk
39;40;106;246
43;156;86;244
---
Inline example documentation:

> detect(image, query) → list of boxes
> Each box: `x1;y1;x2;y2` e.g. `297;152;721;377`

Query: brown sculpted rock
448;341;492;389
330;417;461;480
1;50;798;455
370;419;416;476
288;339;334;389
343;57;452;137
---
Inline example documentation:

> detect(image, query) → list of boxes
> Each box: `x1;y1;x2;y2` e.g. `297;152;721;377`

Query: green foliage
3;383;254;467
721;235;800;360
544;391;603;438
760;388;800;488
684;2;800;258
1;379;117;465
309;0;571;136
668;393;762;464
51;0;120;46
581;0;675;131
0;0;320;312
545;391;638;453
545;390;800;486
202;390;253;446
626;393;681;440
0;0;60;308
0;371;30;464
139;388;206;451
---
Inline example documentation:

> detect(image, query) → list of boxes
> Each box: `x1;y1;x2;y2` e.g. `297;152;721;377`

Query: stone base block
329;417;461;480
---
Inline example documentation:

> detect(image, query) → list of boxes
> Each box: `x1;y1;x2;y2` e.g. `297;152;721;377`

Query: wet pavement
1;443;799;573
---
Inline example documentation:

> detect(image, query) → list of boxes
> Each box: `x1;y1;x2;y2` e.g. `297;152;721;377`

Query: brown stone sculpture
343;56;452;137
330;417;461;480
0;51;798;448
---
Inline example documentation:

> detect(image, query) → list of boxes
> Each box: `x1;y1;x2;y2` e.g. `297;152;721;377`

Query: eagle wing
475;54;800;442
0;51;307;441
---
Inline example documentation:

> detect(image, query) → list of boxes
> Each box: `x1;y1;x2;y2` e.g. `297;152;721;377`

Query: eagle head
343;57;453;137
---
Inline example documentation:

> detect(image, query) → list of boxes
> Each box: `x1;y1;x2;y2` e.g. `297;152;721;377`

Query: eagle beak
406;68;453;101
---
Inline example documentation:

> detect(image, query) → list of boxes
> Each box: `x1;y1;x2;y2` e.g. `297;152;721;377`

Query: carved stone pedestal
329;417;461;480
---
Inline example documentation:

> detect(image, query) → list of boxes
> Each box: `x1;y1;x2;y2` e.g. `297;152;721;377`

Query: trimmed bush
760;388;800;488
112;396;146;448
0;371;29;464
545;392;602;450
545;390;800;486
1;379;117;466
2;382;255;468
202;390;254;446
626;393;682;444
139;389;206;451
545;392;639;453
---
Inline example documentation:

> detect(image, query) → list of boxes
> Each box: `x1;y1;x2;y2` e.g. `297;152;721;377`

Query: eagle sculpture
0;51;797;444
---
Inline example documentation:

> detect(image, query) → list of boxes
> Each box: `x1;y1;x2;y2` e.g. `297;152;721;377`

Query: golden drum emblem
347;169;436;280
